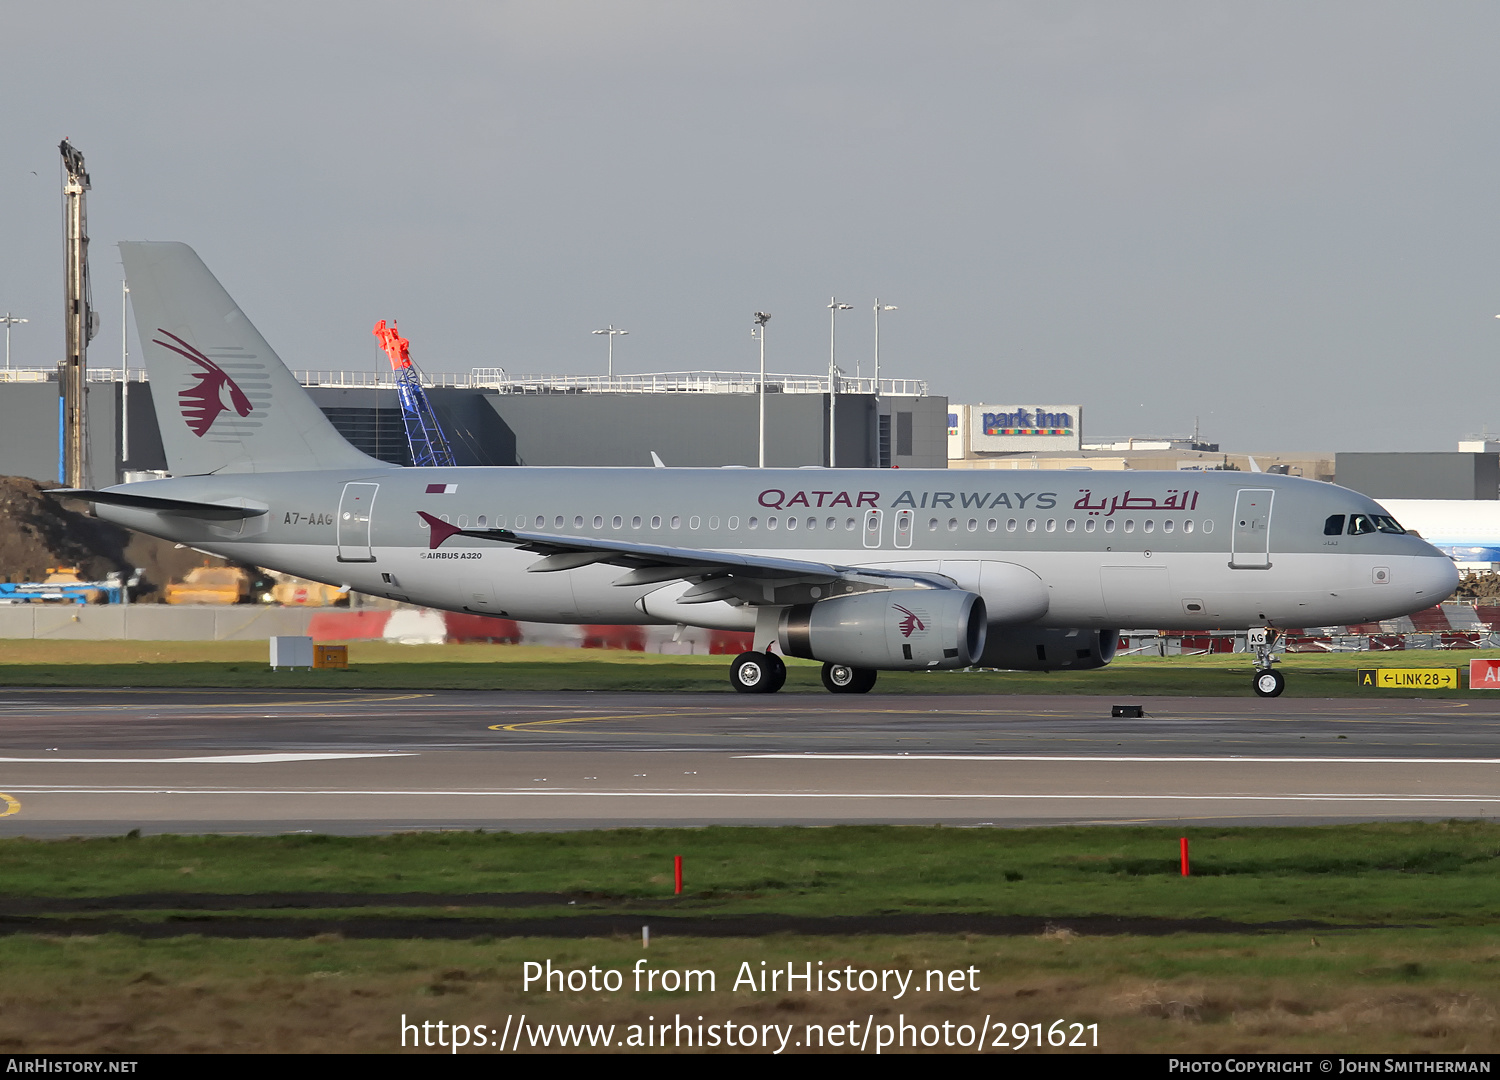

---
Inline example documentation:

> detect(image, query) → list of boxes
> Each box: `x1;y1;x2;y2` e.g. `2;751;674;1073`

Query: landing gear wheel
821;663;877;694
1253;670;1286;698
731;652;784;694
762;652;786;693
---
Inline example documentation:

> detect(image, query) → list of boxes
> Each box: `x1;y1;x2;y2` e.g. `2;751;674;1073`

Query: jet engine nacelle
779;589;988;670
979;626;1119;671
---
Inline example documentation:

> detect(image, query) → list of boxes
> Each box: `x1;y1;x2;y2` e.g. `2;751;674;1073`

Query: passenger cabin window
1324;514;1345;536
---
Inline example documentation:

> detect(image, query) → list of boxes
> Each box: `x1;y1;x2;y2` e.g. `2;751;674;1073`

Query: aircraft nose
1410;552;1460;605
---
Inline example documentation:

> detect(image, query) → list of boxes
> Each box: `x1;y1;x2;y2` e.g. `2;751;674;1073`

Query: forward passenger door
1229;489;1274;569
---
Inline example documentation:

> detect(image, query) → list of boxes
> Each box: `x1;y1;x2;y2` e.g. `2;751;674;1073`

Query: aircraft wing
418;511;955;604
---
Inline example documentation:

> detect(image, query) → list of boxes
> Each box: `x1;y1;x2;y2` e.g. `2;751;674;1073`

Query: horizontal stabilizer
49;489;267;521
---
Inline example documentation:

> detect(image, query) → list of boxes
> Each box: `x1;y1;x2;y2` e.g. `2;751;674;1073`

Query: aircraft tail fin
120;241;384;475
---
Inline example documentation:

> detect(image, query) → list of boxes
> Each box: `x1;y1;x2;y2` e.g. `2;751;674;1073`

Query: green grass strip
2;822;1498;926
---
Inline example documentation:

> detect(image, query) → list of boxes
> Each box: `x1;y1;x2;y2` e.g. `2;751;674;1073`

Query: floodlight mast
592;325;628;378
0;315;27;371
60;139;96;488
827;298;852;466
873;300;896;394
753;312;770;467
873;300;896;467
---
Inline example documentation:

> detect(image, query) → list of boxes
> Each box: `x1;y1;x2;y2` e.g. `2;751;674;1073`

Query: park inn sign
947;403;1083;457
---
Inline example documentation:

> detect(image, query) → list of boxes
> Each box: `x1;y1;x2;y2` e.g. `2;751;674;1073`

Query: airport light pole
60;138;95;489
828;298;852;467
121;281;131;463
0;314;27;372
592;325;628;378
873;300;896;468
873;300;896;394
752;312;770;467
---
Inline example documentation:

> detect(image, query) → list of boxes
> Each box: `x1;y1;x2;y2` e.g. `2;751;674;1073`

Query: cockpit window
1324;514;1345;536
1374;516;1405;534
1347;514;1376;535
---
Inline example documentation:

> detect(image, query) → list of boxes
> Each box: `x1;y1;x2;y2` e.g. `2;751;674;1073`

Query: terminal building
0;367;948;486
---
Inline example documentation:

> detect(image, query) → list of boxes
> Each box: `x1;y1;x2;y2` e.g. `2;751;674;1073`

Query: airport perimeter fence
1119;629;1500;656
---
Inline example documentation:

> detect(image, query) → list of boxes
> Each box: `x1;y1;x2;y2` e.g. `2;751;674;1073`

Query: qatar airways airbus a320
56;243;1457;698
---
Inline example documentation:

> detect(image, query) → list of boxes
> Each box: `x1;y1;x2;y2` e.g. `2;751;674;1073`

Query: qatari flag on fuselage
425;483;457;494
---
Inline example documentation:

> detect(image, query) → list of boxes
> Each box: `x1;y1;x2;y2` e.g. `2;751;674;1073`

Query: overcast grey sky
2;2;1498;451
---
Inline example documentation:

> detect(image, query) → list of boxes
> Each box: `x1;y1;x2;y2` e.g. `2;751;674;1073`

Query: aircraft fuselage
94;465;1458;633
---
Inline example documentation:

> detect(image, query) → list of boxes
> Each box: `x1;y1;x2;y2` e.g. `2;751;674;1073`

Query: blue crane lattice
373;319;456;468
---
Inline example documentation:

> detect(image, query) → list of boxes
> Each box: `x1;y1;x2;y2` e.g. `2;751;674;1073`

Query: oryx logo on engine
893;604;927;639
153;328;254;437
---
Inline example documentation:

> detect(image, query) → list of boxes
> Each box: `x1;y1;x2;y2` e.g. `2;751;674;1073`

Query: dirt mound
0;477;134;584
0;476;238;601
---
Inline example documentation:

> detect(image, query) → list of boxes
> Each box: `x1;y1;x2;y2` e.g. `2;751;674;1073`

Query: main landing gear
730;651;786;694
728;653;880;694
821;663;877;694
1249;627;1285;698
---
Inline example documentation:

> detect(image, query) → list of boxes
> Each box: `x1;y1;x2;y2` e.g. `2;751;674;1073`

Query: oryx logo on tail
153;329;254;437
893;604;927;638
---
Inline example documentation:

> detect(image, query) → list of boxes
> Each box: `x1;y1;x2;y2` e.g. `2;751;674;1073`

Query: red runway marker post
674;855;683;895
1180;837;1190;876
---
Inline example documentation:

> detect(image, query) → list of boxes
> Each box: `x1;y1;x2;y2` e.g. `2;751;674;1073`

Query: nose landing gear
1249;627;1284;697
1254;669;1286;697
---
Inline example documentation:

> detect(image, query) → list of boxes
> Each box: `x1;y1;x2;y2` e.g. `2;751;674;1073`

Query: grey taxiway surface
0;688;1495;835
